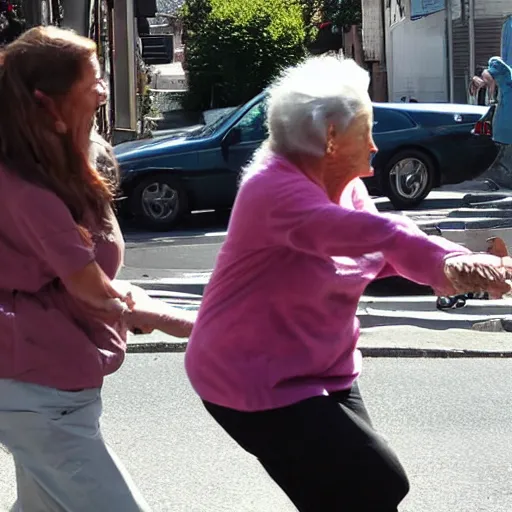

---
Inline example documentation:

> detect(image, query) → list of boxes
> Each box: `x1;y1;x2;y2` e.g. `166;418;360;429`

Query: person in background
185;55;511;512
470;56;512;189
90;128;121;186
0;26;192;511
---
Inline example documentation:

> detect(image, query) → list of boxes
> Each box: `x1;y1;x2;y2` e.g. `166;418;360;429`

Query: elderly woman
185;56;511;511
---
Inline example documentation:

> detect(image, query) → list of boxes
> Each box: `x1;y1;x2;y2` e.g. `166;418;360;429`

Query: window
233;100;267;143
373;108;416;133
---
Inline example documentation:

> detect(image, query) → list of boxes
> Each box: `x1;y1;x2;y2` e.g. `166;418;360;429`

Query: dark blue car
114;93;497;230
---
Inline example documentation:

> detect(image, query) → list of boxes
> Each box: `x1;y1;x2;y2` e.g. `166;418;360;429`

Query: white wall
388;10;448;102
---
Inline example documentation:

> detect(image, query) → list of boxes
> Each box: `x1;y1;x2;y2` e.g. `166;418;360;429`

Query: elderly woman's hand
111;282;196;337
125;299;196;338
443;253;512;299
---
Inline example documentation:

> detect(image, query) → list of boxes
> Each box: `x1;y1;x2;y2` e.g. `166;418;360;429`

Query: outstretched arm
269;177;470;292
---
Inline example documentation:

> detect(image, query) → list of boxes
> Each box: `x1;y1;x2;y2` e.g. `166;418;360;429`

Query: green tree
297;0;322;46
298;0;361;36
182;0;305;111
323;0;361;28
0;0;26;46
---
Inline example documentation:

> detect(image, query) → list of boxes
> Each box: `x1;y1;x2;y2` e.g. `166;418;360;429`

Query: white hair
267;54;371;158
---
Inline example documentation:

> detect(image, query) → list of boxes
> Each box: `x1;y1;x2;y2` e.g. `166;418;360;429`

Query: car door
218;99;268;205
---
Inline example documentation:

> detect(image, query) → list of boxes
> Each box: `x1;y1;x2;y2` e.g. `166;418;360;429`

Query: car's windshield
194;106;242;138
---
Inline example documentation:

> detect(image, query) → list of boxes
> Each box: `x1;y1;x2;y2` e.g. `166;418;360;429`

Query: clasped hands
438;238;512;299
104;283;195;338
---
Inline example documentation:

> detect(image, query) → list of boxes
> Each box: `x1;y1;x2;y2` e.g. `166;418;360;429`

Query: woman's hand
110;283;195;337
123;296;196;338
62;262;133;324
443;253;512;299
469;76;486;96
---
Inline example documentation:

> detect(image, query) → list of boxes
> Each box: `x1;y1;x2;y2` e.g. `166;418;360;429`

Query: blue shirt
488;56;512;145
502;16;512;68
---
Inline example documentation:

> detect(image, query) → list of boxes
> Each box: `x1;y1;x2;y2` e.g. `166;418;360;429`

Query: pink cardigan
185;153;469;411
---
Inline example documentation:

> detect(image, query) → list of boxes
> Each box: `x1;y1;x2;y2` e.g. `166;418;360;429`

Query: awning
411;0;446;21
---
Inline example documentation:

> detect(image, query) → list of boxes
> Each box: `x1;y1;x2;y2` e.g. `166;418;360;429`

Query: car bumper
440;135;499;184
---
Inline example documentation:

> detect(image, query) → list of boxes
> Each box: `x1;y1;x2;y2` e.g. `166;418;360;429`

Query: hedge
182;0;306;111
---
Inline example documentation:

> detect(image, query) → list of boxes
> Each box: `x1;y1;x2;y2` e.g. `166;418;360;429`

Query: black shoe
436;295;467;310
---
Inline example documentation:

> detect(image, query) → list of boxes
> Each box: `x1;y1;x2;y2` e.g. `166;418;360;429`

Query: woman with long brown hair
0;26;192;510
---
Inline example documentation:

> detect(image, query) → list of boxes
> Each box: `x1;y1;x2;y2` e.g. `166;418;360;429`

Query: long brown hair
0;26;114;242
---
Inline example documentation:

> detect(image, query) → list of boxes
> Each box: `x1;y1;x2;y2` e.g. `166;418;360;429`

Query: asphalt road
2;355;512;511
119;211;228;280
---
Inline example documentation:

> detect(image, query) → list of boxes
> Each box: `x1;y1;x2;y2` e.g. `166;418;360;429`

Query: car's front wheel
131;176;188;231
383;150;436;209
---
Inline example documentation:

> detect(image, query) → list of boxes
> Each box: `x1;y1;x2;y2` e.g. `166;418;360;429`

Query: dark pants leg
482;143;512;188
204;382;409;512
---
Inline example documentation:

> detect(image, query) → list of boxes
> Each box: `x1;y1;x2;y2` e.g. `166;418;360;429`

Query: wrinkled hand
443;253;512;299
112;283;195;337
76;296;133;325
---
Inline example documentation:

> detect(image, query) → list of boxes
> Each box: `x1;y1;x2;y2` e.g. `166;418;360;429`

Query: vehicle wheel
131;176;188;231
382;150;436;209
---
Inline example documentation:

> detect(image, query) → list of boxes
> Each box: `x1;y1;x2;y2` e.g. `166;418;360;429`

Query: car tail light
473;119;493;136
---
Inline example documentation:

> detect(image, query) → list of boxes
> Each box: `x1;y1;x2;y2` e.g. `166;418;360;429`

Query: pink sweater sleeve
14;185;95;279
348;178;470;282
268;176;470;291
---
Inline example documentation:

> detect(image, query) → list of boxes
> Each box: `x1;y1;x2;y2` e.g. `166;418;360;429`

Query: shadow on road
367;277;432;297
375;196;464;212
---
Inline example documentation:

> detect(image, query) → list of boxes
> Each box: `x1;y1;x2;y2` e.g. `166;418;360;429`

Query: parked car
113;93;498;230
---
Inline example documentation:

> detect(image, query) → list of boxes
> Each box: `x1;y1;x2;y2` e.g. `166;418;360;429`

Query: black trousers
204;382;409;512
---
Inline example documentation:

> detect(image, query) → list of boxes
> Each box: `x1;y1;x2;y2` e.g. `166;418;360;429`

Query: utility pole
112;0;138;143
446;0;454;102
361;0;387;101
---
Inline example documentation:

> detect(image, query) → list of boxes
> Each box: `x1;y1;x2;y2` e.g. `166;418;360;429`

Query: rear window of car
373;108;416;133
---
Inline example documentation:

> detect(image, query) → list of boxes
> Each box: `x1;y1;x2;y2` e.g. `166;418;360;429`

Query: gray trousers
0;379;151;512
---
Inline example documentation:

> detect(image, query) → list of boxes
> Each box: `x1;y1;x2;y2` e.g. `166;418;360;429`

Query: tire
382;149;436;210
131;175;188;231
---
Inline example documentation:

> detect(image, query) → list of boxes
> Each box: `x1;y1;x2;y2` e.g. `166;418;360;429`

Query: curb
360;347;512;358
128;341;188;353
132;279;208;296
126;342;512;358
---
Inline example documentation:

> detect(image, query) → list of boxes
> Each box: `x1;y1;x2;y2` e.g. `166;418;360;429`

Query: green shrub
182;0;306;111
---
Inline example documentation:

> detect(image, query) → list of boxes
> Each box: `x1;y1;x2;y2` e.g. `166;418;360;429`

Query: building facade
379;0;511;104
